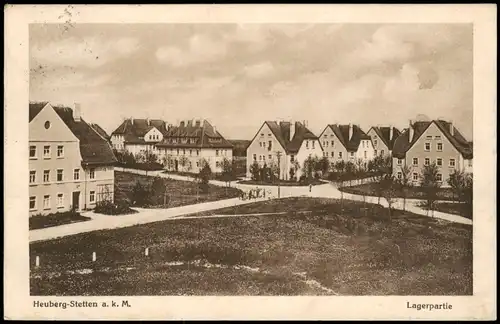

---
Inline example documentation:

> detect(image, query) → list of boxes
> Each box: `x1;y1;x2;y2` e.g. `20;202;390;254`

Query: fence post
92;252;96;262
145;247;149;256
35;256;40;268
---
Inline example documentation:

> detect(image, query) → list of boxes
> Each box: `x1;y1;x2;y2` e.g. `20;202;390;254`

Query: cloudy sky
29;23;473;140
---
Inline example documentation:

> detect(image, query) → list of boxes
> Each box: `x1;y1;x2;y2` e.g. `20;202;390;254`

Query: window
29;196;36;210
306;141;309;148
374;140;377;146
331;151;334;157
468;160;472;167
253;154;257;161
268;133;271;137
260;133;264;137
374;149;377;156
176;149;179;155
29;145;36;158
43;170;50;182
268;154;272;160
268;141;272;151
324;141;328;147
312;141;315;149
397;172;402;179
338;152;342;158
364;151;367;158
43;145;51;158
436;173;443;182
449;159;456;167
435;136;442;140
215;161;220;168
331;140;334;147
197;150;200;156
216;150;219;156
350;152;354;158
259;142;262;147
426;135;433;140
74;169;80;180
424;142;431;151
29;171;36;184
90;191;95;203
424;158;430;166
189;149;192;156
57;193;64;208
183;149;186;155
196;162;200;168
291;155;295;162
259;155;262;161
44;121;51;129
437;143;443;151
437;158;442;166
57;169;64;182
90;168;95;179
412;158;418;165
412;173;418;181
397;159;403;165
43;195;50;210
380;150;384;156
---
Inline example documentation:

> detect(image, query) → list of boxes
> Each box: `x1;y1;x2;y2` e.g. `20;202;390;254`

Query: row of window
374;149;386;156
29;192;96;211
395;171;443;182
148;134;161;141
29;168;96;184
424;142;443;152
305;140;315;149
425;135;442;140
29;145;64;159
322;140;334;148
254;154;274;161
397;157;458;168
259;141;272;151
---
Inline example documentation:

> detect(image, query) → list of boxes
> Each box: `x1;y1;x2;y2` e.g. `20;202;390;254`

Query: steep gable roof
369;126;402;150
327;124;371;152
392;120;473;159
255;121;319;154
89;123;110;141
111;118;169;144
29;102;117;166
157;120;233;149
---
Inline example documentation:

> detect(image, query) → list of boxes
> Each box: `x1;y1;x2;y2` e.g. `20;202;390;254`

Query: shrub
94;200;137;215
131;181;152;206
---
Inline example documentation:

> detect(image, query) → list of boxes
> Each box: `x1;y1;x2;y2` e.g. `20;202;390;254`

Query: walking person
309;183;312;193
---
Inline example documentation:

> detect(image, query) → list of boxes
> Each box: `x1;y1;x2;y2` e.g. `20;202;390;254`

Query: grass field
417;201;473;220
115;171;242;208
238;179;325;187
340;182;457;201
30;197;472;296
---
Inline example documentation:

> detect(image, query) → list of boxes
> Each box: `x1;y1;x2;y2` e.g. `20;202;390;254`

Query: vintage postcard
4;4;497;321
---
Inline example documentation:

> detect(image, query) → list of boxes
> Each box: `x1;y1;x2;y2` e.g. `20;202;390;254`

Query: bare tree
420;162;442;217
399;165;413;212
380;174;398;221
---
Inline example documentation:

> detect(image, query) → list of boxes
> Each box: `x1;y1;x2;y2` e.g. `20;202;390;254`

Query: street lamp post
276;151;282;199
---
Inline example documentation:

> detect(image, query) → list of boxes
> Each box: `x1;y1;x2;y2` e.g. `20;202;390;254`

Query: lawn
340;182;457;201
416;202;473;220
29;211;92;230
115;171;242;208
30;197;472;296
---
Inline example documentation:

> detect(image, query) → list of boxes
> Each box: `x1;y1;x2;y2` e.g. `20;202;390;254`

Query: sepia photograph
4;4;497;321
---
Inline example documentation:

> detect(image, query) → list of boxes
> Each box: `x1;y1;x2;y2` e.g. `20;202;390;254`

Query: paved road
30;169;472;243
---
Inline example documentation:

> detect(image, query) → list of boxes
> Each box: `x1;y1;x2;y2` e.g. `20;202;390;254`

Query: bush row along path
29;168;472;243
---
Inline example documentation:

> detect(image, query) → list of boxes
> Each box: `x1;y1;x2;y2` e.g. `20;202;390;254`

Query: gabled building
29;102;117;216
246;121;323;180
156;119;233;174
90;123;111;143
392;119;473;186
366;126;402;157
110;118;169;156
318;124;374;167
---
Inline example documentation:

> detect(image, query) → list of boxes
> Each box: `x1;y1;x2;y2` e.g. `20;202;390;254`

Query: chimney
195;120;201;128
409;120;414;141
389;126;394;141
73;103;81;121
187;120;193;128
348;123;353;141
449;120;454;136
131;117;134;125
213;125;217;135
180;121;185;128
289;121;296;141
147;118;150;126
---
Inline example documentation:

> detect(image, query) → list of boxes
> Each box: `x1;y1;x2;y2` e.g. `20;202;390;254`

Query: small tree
197;160;212;194
221;157;234;187
463;173;473;218
448;169;466;203
420;162;442;217
249;161;260;181
344;161;356;187
318;156;330;177
269;161;280;183
131;180;150;207
380;174;399;221
178;156;189;172
302;156;316;184
399;165;413;211
150;176;168;206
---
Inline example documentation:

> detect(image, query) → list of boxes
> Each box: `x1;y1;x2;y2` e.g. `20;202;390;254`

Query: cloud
156;34;228;67
242;61;275;78
31;36;140;68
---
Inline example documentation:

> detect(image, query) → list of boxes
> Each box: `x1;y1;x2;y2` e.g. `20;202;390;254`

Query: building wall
144;127;164;143
160;147;232;174
367;128;390;157
82;166;115;210
111;134;125;150
393;122;464;187
318;126;348;164
294;138;323;179
355;139;375;165
246;123;287;179
124;143;158;157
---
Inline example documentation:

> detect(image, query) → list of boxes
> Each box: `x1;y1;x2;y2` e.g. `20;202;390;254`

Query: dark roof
90;123;110;141
29;102;117;166
156;120;233;149
369;126;402;150
29;102;48;122
254;121;318;154
111;118;169;144
326;124;371;152
392;120;473;159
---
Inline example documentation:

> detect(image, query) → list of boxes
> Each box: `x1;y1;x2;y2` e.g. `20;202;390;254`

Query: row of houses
245;120;473;185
